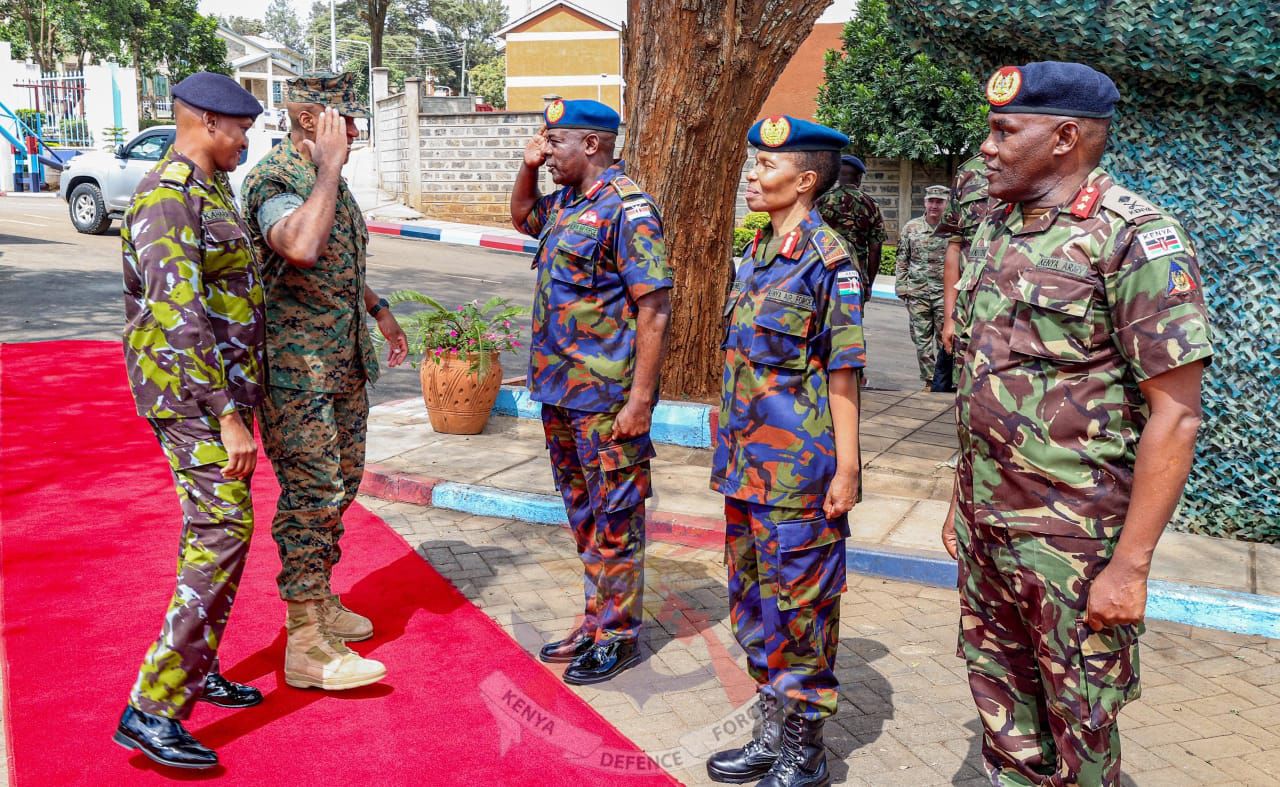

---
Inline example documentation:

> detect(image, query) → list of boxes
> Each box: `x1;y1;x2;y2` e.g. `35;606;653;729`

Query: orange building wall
758;22;845;121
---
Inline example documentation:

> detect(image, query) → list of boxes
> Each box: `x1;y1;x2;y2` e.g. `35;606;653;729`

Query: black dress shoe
198;672;263;708
113;706;218;770
538;629;595;664
563;637;640;685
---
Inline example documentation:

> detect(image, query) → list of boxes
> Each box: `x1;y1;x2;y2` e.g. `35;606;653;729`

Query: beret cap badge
758;116;792;148
986;67;1023;106
545;99;566;124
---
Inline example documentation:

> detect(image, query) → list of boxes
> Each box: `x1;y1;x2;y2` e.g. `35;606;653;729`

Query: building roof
497;1;622;37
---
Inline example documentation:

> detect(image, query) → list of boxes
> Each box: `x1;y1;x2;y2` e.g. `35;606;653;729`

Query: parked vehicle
57;125;285;234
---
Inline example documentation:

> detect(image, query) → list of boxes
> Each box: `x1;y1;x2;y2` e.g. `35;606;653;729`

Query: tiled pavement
362;497;1280;786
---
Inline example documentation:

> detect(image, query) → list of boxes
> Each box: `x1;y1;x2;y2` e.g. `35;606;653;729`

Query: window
128;133;172;161
272;81;283;104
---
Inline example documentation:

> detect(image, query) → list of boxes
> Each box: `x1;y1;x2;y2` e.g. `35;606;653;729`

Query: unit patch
1138;226;1185;259
836;268;861;298
624;202;653;221
812;229;850;268
1167;260;1198;296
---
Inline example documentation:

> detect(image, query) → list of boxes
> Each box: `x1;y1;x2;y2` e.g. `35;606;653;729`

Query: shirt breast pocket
203;220;252;281
1009;268;1098;363
548;237;600;289
748;297;812;371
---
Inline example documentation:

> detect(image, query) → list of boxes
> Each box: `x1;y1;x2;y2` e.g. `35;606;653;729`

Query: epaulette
159;160;193;188
610;175;645;200
811;226;850;269
1100;184;1162;224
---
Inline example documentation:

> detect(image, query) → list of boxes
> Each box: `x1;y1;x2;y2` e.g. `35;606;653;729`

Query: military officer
896;185;951;387
510;99;673;685
242;72;408;691
943;62;1214;785
938;153;996;363
114;72;266;770
818;154;886;300
708;115;865;787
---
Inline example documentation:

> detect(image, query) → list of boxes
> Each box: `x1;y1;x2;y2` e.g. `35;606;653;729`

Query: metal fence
12;72;93;147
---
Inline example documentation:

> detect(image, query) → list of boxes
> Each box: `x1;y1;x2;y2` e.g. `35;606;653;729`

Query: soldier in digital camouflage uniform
511;99;672;686
242;72;407;692
896;185;951;387
943;62;1214;786
113;73;266;771
937;154;997;391
818;154;885;301
707;116;864;787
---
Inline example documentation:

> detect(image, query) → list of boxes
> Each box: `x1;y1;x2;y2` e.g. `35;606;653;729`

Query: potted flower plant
388;292;528;434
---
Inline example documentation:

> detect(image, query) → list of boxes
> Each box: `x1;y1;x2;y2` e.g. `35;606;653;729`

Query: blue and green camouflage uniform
953;169;1214;784
711;208;866;720
121;149;265;719
518;162;672;643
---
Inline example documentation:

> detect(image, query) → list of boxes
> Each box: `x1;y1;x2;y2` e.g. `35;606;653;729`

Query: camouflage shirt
711;209;867;509
896;216;948;298
953;168;1214;540
937;154;997;257
818;184;885;294
121;149;265;419
241;137;378;393
518;162;673;414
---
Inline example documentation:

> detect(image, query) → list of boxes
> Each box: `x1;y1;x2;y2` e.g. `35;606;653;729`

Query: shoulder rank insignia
159;160;192;187
1070;184;1101;219
610;175;644;200
811;227;850;269
779;228;804;259
1101;185;1161;223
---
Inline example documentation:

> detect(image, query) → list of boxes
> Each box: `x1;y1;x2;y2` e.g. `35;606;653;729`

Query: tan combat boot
284;600;386;690
318;595;374;642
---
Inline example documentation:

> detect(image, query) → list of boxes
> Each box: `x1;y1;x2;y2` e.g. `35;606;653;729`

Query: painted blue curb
1147;579;1280;640
846;545;959;588
431;482;568;525
491;386;713;449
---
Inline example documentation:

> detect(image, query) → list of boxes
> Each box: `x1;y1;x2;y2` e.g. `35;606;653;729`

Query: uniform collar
1010;167;1110;235
753;206;823;267
163;148;211;188
571;160;627;205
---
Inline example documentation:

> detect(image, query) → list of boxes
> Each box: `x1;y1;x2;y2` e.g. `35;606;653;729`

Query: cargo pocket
774;515;850;611
1008;269;1097;362
1070;620;1142;731
747;299;812;370
597;433;657;513
548;240;598;288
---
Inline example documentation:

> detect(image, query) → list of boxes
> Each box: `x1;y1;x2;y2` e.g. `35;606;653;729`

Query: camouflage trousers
725;499;848;720
956;518;1142;786
130;411;255;720
259;384;368;602
542;405;653;642
904;293;945;385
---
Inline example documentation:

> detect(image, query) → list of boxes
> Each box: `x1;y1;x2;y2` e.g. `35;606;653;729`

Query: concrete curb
362;217;903;302
492;387;714;449
361;463;1280;639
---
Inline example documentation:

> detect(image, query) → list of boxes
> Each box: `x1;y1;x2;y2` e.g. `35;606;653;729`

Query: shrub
732;212;771;255
880;245;896;276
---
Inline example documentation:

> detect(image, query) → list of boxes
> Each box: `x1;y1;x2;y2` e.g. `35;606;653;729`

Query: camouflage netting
887;1;1280;541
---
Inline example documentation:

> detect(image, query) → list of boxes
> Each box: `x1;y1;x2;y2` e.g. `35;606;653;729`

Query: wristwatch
368;297;390;318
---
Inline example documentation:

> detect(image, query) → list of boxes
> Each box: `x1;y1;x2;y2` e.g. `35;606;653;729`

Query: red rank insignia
1071;184;1101;218
779;229;802;258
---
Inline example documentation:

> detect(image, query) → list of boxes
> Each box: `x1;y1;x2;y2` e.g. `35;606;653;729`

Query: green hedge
880;245;896;276
732;212;771;255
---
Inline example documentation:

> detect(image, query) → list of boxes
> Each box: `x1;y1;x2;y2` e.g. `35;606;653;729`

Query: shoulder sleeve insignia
611;175;644;200
1137;225;1188;260
159;161;192;187
1101;186;1161;223
812;227;850;269
1167;259;1199;296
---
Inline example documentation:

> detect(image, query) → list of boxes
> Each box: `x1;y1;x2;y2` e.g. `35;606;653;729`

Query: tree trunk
365;0;387;67
622;0;833;400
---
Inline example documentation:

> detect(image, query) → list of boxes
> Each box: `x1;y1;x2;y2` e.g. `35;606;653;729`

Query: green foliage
387;292;528;377
426;0;505;95
816;0;987;165
732;212;771;255
101;127;127;148
13;110;44;133
219;15;265;36
264;0;304;52
879;245;896;276
469;54;505;108
139;118;171;130
58;116;90;144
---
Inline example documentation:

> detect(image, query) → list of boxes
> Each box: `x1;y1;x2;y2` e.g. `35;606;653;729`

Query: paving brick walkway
363;496;1280;786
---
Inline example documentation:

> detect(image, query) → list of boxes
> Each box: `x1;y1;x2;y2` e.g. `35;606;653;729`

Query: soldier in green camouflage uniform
937;154;996;389
944;62;1214;785
114;73;266;771
818;154;885;300
242;72;407;691
895;185;950;386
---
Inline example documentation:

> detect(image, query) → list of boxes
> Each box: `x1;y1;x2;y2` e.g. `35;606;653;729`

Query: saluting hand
301;107;348;174
523;130;549;169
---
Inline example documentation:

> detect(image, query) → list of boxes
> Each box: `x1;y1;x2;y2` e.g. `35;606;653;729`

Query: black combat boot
705;691;782;783
757;715;830;787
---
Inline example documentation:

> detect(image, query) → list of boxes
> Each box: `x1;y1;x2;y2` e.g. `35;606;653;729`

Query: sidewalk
362;389;1280;638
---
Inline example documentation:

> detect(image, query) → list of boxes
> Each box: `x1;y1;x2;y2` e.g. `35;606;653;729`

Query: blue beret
172;72;262;119
840;154;866;173
986;61;1119;119
748;115;848;152
544;99;619;133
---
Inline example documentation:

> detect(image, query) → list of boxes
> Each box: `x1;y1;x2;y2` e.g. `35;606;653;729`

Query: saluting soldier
113;72;266;771
708;116;864;787
510;99;673;685
242;72;407;692
896;185;951;388
943;62;1214;785
818;154;886;301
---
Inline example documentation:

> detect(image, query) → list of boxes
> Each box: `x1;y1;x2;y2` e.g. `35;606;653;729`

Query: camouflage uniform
818;184;886;299
952;169;1214;784
711;209;866;719
938;155;997;388
896;215;949;384
242;135;378;602
121;149;265;719
518;162;672;642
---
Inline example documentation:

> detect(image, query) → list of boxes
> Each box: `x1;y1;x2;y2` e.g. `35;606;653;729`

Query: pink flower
449;330;457;338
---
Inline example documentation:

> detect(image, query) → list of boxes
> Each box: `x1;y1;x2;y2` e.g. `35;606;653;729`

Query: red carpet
0;341;679;786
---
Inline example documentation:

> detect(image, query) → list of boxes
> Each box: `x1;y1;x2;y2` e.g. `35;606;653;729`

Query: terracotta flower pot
419;351;503;434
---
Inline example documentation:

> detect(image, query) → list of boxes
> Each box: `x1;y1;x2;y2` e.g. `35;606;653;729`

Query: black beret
840;154;866;173
986;61;1120;119
172;72;263;119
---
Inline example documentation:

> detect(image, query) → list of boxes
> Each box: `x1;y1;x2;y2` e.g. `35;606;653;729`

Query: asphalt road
0;194;922;405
